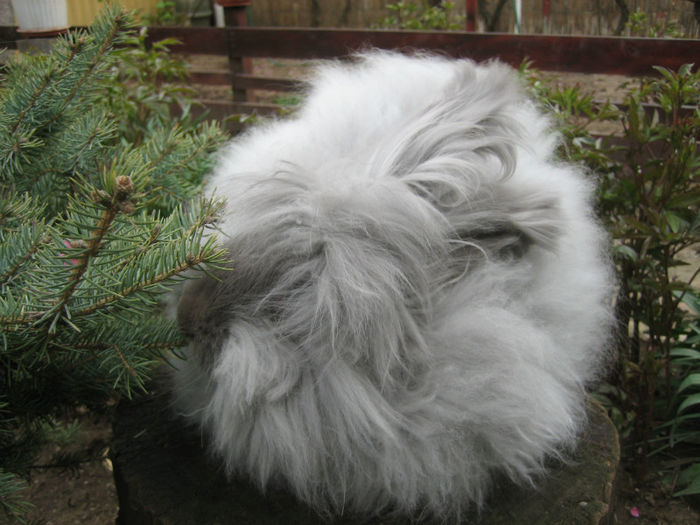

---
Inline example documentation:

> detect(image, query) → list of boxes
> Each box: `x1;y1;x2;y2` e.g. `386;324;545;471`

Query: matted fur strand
169;51;614;522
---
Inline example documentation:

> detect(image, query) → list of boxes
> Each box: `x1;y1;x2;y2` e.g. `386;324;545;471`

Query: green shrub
377;1;466;31
524;62;700;495
626;8;685;38
662;290;700;496
101;26;200;144
141;0;189;26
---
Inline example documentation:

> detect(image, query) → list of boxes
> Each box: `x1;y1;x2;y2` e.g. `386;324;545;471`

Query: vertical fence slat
466;0;478;31
215;1;253;102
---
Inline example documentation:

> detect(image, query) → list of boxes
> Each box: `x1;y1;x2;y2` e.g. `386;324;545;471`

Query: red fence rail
142;26;700;122
144;26;699;76
2;25;698;125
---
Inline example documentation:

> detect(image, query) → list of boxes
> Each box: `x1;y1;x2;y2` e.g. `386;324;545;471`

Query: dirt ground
19;59;700;524
22;411;700;524
24;413;118;524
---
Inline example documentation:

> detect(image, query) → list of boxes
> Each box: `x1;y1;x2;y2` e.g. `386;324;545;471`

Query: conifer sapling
0;5;227;519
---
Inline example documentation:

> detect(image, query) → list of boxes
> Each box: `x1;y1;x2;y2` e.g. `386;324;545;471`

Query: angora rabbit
169;51;613;521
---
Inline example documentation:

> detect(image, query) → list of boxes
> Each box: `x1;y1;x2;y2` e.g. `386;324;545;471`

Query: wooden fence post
465;0;478;31
215;0;253;102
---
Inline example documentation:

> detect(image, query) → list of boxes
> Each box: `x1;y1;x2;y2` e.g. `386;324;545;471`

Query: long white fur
169;51;614;521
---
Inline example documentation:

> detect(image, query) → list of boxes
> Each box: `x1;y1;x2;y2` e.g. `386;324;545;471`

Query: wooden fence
138;25;700;125
247;0;700;36
1;24;698;129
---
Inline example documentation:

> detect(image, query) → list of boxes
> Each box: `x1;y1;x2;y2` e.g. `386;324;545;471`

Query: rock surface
112;379;619;525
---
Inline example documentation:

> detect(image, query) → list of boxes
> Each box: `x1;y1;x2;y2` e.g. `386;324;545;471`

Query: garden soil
23;59;700;525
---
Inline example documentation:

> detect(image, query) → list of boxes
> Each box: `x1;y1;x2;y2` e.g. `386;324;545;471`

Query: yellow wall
67;1;160;26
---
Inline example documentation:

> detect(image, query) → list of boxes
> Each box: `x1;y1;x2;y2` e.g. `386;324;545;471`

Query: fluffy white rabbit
169;51;614;521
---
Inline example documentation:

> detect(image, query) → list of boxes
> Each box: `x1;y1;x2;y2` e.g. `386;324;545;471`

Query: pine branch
2;34;86;157
0;469;32;521
115;224;163;272
75;249;221;317
52;192;123;321
6;61;58;136
43;16;126;130
0;229;48;286
25;111;117;198
133;121;225;213
0;6;231;515
0;196;49;286
0;5;132;183
112;345;138;377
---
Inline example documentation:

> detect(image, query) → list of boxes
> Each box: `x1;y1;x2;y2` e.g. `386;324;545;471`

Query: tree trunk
112;376;619;525
479;0;510;32
614;0;630;35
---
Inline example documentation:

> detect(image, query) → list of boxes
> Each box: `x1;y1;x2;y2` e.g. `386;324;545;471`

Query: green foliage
98;0;187;26
101;27;198;144
626;8;685;38
0;467;32;522
0;6;228;520
141;0;189;26
99;23;225;213
664;291;700;495
273;94;302;107
377;1;466;31
520;61;620;166
524;63;700;496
